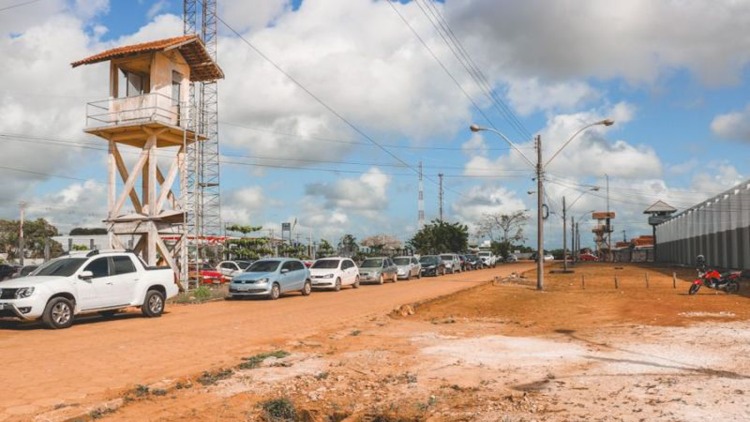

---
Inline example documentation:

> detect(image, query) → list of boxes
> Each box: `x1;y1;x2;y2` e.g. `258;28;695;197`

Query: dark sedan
419;255;446;276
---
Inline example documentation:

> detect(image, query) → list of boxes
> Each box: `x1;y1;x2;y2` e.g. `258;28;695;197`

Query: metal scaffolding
183;0;222;263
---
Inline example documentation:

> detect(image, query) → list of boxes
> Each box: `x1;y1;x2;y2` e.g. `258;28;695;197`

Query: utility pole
606;173;611;261
562;196;568;271
438;173;444;222
571;216;576;263
418;161;424;228
536;135;544;290
19;201;26;266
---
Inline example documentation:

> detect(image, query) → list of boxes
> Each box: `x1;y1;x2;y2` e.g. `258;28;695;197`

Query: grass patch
239;350;290;370
260;397;297;421
171;285;225;304
197;368;234;386
89;407;116;419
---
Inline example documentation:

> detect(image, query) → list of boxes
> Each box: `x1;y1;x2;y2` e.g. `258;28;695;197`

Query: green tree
0;218;63;259
316;239;335;258
337;234;359;257
224;224;266;260
477;211;529;259
408;219;469;255
69;227;107;235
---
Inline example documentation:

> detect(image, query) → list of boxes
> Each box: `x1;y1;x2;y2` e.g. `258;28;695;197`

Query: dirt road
0;265;528;421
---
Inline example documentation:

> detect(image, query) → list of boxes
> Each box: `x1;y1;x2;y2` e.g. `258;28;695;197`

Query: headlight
323;274;334;279
16;287;35;299
257;278;269;284
425;265;435;269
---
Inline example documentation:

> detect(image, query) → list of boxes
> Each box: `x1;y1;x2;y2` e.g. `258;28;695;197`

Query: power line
413;0;533;141
0;0;43;13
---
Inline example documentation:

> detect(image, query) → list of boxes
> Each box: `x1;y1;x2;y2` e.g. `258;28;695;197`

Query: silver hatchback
358;257;398;284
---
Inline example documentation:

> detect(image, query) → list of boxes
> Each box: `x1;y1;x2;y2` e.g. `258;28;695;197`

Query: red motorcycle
688;260;740;295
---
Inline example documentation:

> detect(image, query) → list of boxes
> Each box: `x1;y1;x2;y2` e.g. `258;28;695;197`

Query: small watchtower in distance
71;35;224;284
644;200;677;262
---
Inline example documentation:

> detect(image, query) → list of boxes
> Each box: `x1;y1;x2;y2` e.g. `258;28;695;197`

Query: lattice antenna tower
184;0;222;252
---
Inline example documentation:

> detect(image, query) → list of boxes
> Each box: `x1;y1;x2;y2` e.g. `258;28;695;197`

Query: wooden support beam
111;143;142;213
112;139;154;216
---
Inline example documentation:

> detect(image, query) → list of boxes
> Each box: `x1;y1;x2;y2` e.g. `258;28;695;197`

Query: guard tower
644;200;677;262
592;211;615;260
72;35;224;286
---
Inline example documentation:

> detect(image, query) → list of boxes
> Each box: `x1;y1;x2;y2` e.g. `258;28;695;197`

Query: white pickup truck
0;250;178;329
477;251;497;268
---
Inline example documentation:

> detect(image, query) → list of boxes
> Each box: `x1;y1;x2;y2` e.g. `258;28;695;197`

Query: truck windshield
34;258;88;277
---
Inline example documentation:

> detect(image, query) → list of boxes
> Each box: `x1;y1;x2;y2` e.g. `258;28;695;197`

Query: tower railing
85;93;193;130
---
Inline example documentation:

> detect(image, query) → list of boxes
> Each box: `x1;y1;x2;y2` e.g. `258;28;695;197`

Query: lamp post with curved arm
469;119;613;290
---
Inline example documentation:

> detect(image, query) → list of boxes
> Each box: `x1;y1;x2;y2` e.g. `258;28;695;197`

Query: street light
470;119;614;290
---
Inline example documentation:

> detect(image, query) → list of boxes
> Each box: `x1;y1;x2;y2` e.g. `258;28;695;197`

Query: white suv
0;250;178;329
439;253;461;274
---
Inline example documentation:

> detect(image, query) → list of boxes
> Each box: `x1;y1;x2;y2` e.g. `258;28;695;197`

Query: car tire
378;274;384;285
334;278;342;292
269;283;281;300
417;271;421;279
42;297;75;329
302;280;312;296
392;273;397;283
353;276;360;289
142;290;165;318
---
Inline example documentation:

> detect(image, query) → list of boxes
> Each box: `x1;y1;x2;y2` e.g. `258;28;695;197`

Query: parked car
579;253;599;261
505;254;518;263
188;262;223;284
419;255;446;277
0;250;178;329
12;265;39;278
358;257;398;284
227;258;311;300
393;256;421;280
543;254;555;261
0;264;19;281
465;254;481;270
309;257;360;291
216;260;254;281
439;253;462;274
477;251;497;268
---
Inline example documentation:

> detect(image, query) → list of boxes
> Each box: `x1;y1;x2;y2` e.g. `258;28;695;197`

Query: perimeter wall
656;180;750;269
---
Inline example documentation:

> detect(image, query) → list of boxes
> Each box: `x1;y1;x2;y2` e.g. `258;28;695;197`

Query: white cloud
221;186;281;226
30;180;108;233
448;0;750;86
506;78;600;116
305;167;391;212
219;0;290;33
711;105;750;143
451;184;527;229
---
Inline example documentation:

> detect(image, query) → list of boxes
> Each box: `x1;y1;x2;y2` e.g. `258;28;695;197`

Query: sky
1;0;749;251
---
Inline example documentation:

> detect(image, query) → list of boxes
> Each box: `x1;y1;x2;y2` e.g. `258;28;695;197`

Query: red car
188;262;224;284
579;253;599;262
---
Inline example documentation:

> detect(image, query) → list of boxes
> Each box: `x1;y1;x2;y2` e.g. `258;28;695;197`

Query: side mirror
280;268;289;274
79;270;94;280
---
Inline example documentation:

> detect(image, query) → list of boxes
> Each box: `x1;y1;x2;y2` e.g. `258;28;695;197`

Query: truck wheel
142;290;165;317
302;280;312;296
268;283;281;300
42;297;75;329
378;274;384;285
